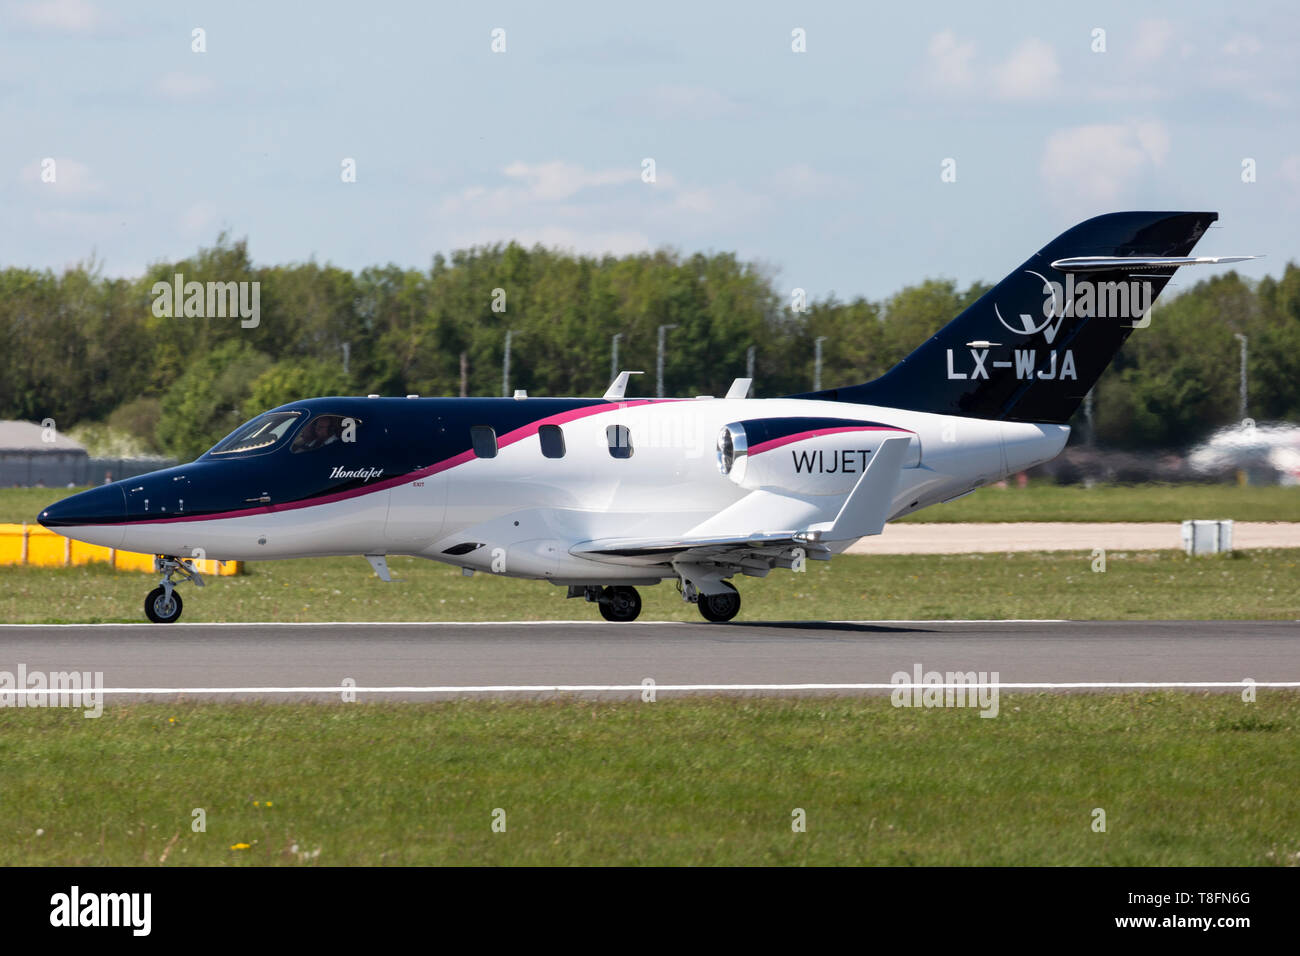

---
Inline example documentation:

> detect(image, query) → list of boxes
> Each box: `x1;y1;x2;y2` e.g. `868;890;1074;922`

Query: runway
0;620;1296;700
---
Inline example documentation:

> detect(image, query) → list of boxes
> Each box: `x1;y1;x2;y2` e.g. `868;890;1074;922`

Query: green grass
3;548;1297;623
6;481;1299;526
1;485;82;524
2;695;1298;865
896;481;1300;522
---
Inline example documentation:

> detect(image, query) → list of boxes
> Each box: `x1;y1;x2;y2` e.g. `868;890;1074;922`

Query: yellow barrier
0;523;241;575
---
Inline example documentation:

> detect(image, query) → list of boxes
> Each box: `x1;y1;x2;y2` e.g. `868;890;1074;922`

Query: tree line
1;235;1297;462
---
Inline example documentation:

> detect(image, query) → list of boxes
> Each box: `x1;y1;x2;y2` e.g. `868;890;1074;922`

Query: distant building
0;421;89;487
0;420;176;488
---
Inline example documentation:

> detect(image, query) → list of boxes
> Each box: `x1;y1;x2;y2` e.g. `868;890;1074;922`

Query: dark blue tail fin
803;211;1219;423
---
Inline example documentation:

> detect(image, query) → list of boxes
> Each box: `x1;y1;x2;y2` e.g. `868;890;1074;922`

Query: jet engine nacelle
715;419;919;496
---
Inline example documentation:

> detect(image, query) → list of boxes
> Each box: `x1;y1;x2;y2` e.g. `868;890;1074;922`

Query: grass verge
2;549;1297;623
896;481;1299;523
2;694;1297;865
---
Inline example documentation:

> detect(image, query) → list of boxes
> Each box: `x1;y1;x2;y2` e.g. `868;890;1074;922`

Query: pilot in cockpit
293;416;342;452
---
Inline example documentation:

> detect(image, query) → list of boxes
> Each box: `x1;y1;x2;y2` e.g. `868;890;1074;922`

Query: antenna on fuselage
725;378;753;399
603;370;644;401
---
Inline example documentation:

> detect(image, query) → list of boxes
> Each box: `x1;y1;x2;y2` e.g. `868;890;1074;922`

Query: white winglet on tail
805;435;911;541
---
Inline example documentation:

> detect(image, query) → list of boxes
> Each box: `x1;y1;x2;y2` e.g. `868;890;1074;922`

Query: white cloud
433;158;764;260
450;225;651;258
440;161;641;220
501;160;638;202
926;33;1058;99
992;38;1059;99
926;30;976;91
621;84;744;121
15;0;100;31
1224;34;1262;57
180;201;220;237
158;72;215;100
1280;155;1300;189
666;182;763;221
1131;19;1174;62
1040;121;1169;207
767;163;849;199
19;156;100;195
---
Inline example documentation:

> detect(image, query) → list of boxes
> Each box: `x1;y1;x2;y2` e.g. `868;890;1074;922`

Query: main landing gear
144;555;205;624
696;582;741;623
570;579;741;624
598;585;642;623
568;585;644;622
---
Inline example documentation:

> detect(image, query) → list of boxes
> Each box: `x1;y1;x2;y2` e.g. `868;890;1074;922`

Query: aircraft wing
573;530;827;557
570;531;829;573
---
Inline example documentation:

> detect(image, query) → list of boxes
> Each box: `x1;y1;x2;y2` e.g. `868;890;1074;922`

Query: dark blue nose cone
38;484;127;528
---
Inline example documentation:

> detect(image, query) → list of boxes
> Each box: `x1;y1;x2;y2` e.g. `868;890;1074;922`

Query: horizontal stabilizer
1049;255;1261;272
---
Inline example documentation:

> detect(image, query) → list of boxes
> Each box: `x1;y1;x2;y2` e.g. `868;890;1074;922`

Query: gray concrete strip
0;620;1295;700
849;522;1300;554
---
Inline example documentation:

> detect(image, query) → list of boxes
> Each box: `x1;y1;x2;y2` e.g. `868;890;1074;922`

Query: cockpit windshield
206;411;303;457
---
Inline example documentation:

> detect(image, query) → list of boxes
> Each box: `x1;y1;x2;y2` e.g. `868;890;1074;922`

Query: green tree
156;341;273;461
242;360;355;420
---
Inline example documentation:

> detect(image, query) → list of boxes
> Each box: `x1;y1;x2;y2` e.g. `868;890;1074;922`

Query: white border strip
5;681;1294;695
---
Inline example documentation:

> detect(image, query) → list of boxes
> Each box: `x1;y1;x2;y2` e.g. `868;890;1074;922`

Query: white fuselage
74;396;1068;584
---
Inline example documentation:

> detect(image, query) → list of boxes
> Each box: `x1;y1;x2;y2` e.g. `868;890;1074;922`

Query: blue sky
2;0;1297;299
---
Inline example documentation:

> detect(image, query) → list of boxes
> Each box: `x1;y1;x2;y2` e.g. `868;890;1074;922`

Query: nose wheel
145;585;184;624
143;555;205;624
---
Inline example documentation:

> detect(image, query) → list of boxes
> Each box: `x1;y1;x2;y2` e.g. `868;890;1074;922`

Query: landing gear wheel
145;586;183;624
697;582;740;623
599;586;642;623
143;555;204;623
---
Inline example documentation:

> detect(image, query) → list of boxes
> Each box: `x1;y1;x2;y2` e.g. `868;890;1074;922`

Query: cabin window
470;425;498;459
606;424;633;459
538;424;566;459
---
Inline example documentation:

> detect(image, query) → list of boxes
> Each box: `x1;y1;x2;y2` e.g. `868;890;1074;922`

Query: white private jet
39;211;1254;623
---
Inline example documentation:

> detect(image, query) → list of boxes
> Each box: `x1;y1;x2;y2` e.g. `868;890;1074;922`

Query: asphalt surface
0;620;1296;699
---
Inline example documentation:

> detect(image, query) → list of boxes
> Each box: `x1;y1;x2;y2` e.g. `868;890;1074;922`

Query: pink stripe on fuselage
747;425;912;457
117;399;667;526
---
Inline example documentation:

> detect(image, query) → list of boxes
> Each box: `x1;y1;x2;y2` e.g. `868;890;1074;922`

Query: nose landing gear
144;556;205;623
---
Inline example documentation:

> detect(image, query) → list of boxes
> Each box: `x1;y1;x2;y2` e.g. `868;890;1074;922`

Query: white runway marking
9;680;1296;695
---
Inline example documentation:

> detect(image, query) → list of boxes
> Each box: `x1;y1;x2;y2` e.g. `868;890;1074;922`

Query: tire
598;586;642;623
144;585;183;624
697;582;740;623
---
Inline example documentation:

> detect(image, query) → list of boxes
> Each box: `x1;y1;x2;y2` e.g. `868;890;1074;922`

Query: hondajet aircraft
40;211;1253;623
